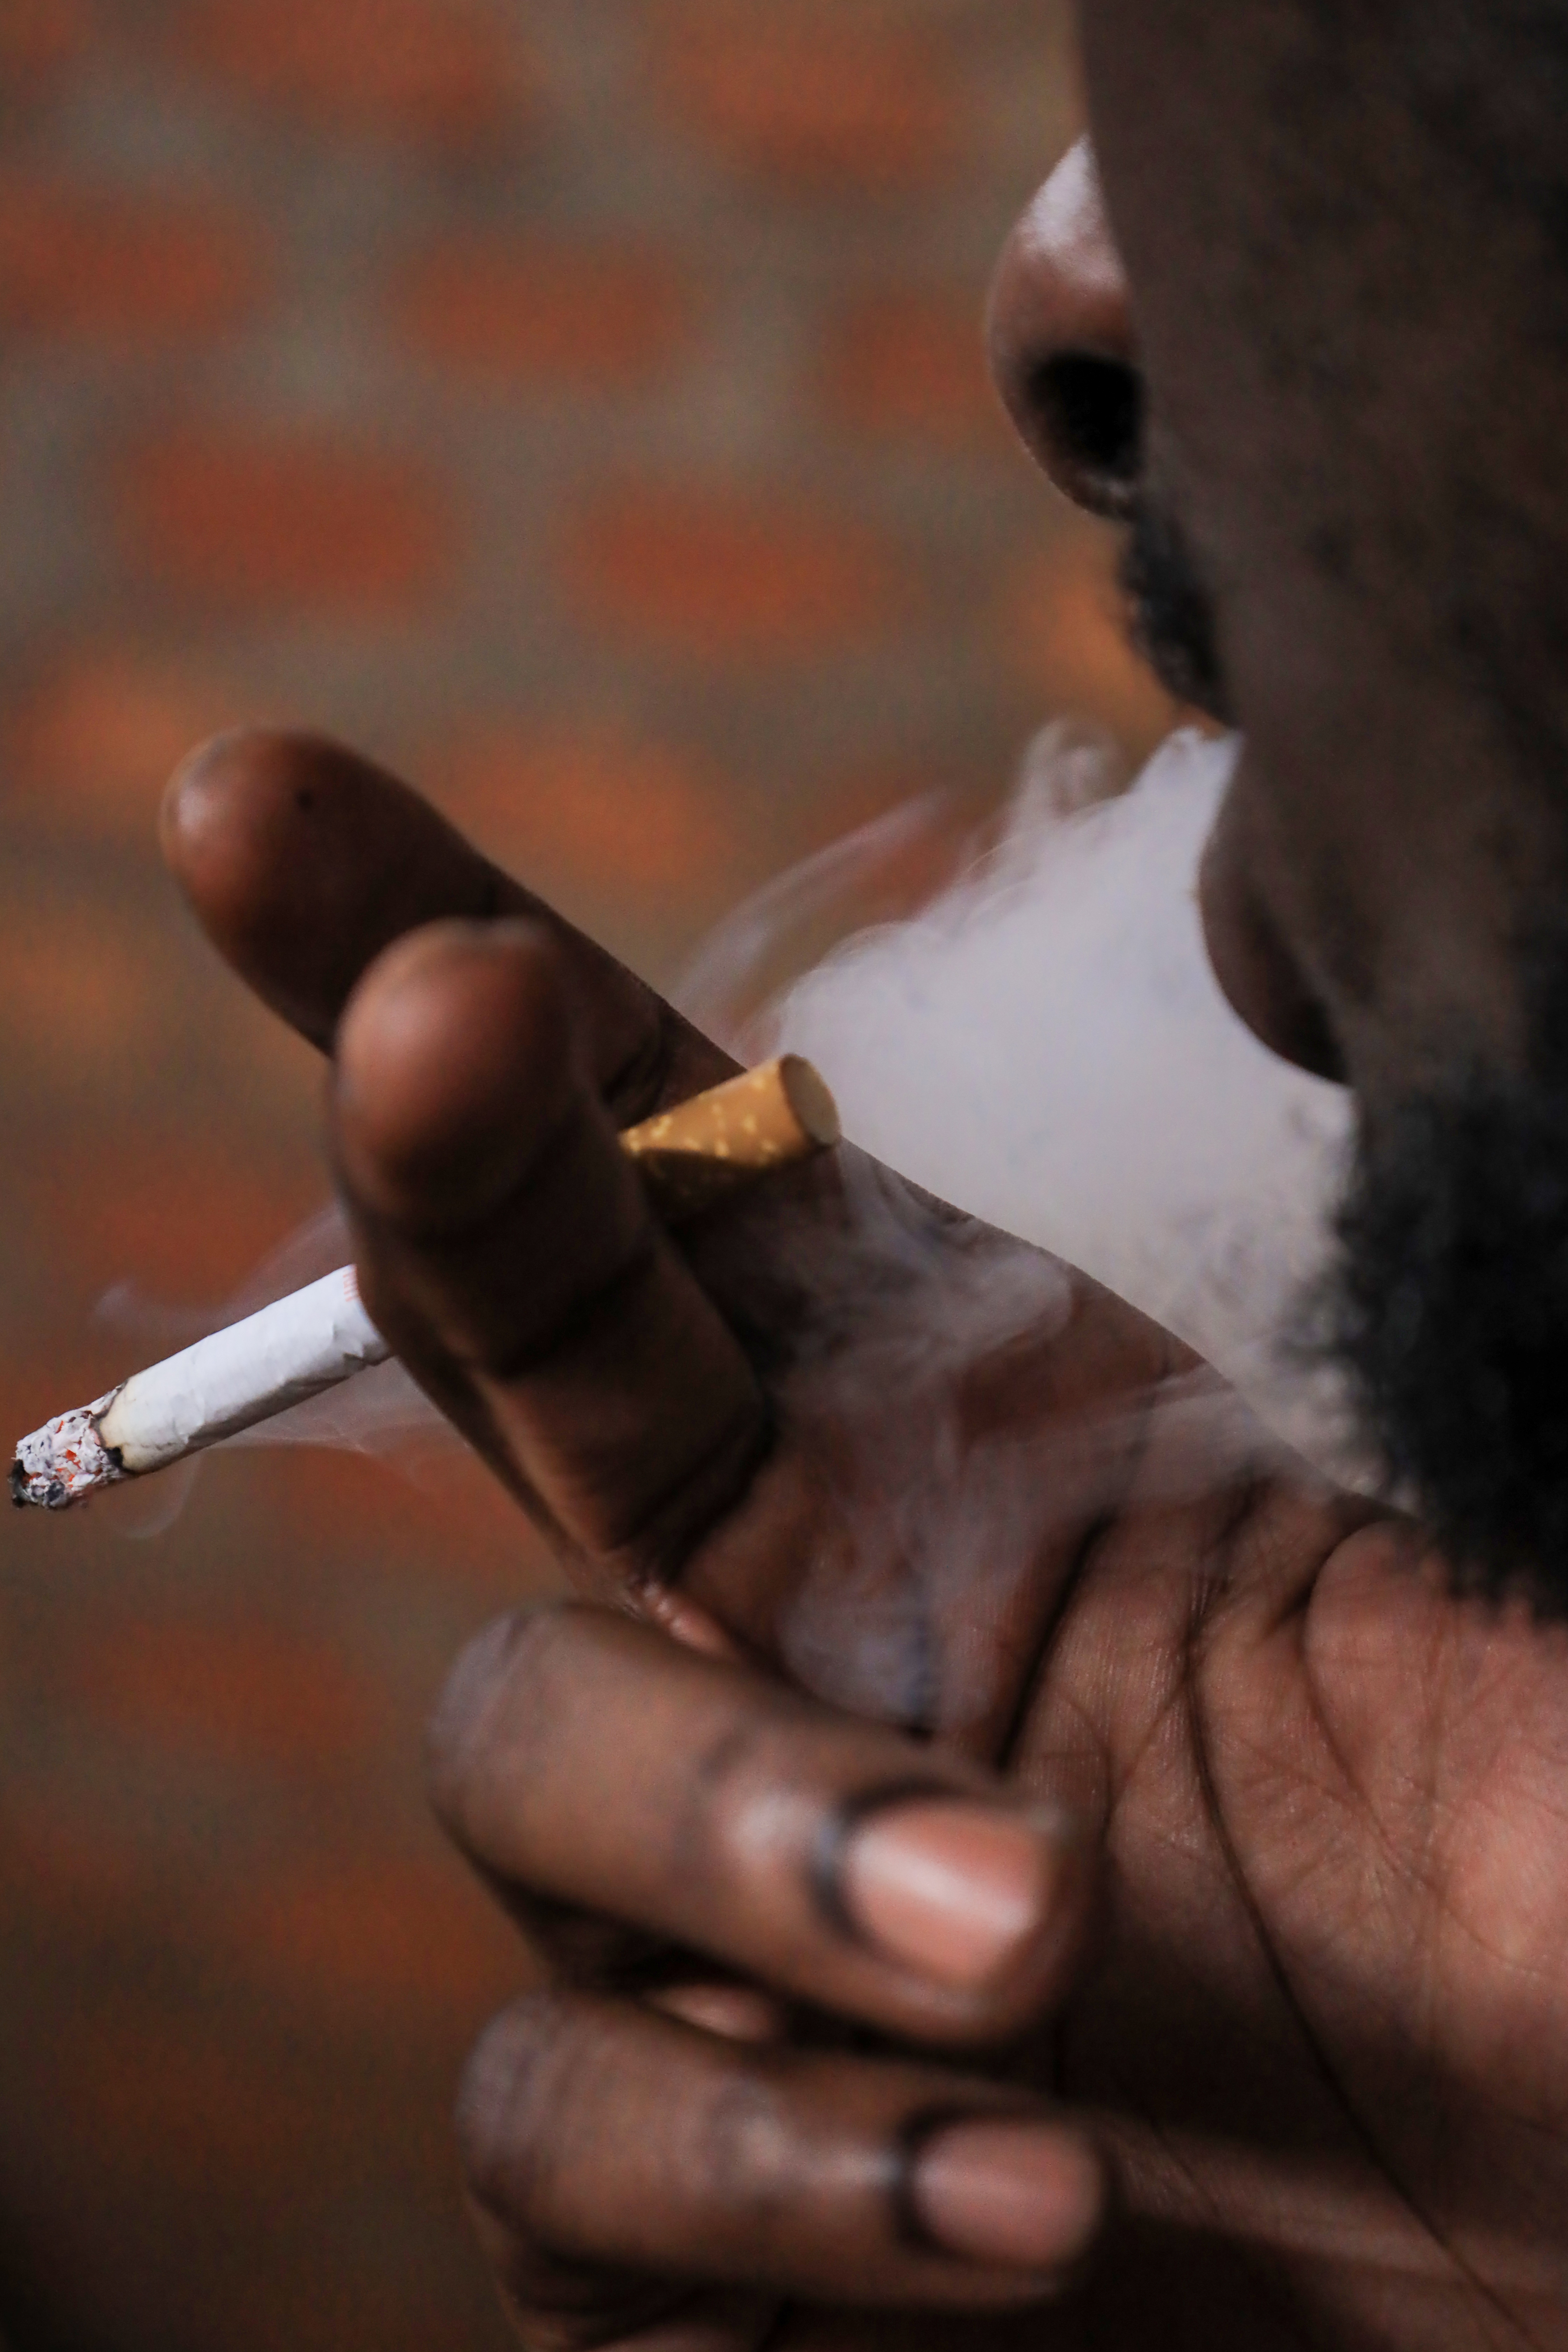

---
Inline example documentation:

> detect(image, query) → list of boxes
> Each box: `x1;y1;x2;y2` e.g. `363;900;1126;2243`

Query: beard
1120;495;1235;728
1117;485;1568;1597
1321;955;1568;1603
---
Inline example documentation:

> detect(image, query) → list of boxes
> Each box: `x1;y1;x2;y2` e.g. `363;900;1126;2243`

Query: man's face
991;2;1568;1594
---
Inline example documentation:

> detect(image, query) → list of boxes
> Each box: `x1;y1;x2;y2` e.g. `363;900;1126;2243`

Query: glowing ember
10;1396;126;1510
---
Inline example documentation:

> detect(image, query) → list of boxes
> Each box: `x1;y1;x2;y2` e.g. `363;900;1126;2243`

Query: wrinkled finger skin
456;1988;1103;2312
427;1609;1096;2049
430;1609;1111;2333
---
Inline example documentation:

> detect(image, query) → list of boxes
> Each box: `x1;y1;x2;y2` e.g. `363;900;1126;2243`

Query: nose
987;138;1142;519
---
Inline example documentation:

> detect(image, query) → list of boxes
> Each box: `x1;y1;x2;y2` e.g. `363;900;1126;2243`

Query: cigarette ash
40;1208;451;1535
10;1396;126;1510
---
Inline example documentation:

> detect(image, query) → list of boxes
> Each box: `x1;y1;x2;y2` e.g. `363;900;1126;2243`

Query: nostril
1026;351;1144;513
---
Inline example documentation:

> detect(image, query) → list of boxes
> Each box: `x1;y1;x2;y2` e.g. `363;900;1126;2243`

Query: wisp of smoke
92;1202;450;1537
670;722;1364;1721
759;726;1362;1483
724;1143;1294;1732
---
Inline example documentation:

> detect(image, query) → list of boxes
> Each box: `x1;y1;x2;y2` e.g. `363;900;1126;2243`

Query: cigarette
11;1266;394;1511
12;1056;839;1513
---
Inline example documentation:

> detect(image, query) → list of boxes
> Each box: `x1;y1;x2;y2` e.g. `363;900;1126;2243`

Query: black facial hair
1119;499;1234;727
1319;943;1568;1605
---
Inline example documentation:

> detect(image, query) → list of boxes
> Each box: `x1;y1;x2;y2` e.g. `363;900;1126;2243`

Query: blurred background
0;4;1175;2346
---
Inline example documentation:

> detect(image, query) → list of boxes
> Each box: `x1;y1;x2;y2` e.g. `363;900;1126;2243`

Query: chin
1318;1044;1568;1609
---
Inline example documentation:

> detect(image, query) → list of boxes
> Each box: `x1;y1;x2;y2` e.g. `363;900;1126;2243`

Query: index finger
161;726;735;1116
331;914;770;1586
430;1605;1096;2048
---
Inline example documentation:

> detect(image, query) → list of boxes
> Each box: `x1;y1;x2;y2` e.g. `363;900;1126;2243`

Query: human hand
165;730;1568;2351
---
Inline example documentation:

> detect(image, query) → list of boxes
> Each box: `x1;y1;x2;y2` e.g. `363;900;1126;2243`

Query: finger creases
333;917;766;1575
458;1989;1106;2312
428;1608;1095;2047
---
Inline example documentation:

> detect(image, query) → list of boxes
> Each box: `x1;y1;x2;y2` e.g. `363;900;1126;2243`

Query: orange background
0;5;1173;2346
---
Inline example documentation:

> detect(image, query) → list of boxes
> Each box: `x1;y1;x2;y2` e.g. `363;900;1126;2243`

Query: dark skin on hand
158;3;1568;2345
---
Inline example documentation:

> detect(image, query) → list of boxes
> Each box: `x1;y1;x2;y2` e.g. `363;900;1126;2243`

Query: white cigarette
12;1057;839;1513
11;1266;391;1510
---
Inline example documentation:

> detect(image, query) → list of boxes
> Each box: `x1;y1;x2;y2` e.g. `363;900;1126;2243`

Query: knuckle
669;1714;779;1899
683;1700;854;1874
690;1713;770;1808
694;2067;800;2237
673;1701;901;1950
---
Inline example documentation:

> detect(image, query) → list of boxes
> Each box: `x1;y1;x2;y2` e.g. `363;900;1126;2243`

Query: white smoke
664;726;1369;1721
749;726;1362;1484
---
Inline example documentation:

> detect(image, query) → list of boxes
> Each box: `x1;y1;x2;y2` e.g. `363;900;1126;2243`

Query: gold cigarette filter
621;1055;840;1221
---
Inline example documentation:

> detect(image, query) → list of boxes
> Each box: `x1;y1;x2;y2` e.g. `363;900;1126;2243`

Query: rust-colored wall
0;5;1172;2347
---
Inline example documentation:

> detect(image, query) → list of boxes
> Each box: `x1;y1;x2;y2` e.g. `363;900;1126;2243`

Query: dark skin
986;131;1359;1086
992;12;1568;1105
153;3;1568;2340
159;729;1568;2352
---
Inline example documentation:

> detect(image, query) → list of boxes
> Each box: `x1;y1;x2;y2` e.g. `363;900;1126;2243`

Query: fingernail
840;1800;1062;1989
910;2118;1104;2271
650;1982;786;2043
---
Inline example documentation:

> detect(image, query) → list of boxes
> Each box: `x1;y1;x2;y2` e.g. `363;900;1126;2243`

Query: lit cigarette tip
10;1058;840;1514
10;1397;125;1511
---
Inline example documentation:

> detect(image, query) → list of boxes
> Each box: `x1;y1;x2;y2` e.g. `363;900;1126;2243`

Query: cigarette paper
12;1057;839;1512
10;1267;390;1511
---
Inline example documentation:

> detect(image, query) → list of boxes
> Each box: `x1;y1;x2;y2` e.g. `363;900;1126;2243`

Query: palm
652;1163;1568;2351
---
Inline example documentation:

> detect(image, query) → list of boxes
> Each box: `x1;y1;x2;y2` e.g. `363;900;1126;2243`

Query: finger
467;2216;774;2352
458;1989;1107;2315
429;1607;1095;2048
334;919;767;1576
160;726;732;1111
